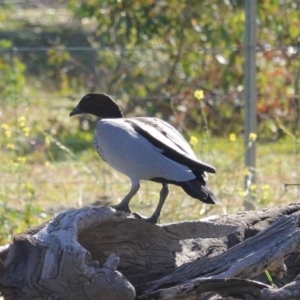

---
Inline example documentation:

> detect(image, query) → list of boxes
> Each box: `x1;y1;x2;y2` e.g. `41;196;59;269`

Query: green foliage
64;0;300;138
3;1;300;138
0;39;26;104
0;117;50;243
1;1;300;243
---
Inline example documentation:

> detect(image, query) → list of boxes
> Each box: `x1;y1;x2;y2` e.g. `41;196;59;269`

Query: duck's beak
69;106;83;117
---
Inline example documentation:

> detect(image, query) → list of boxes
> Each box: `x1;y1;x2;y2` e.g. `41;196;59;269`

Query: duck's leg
134;183;169;224
112;181;140;213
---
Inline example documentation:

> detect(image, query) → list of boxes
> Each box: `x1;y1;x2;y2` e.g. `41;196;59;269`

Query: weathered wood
0;208;136;300
138;278;271;300
144;214;300;293
261;274;300;300
78;213;237;287
0;202;300;299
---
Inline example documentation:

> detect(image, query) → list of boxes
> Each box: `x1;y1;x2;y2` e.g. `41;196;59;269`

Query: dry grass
1;121;299;231
0;93;299;244
0;4;299;243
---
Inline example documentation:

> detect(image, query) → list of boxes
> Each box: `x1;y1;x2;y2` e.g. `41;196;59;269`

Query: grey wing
135;117;197;158
127;117;215;174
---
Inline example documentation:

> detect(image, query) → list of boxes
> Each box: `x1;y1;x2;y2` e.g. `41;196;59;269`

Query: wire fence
0;1;300;225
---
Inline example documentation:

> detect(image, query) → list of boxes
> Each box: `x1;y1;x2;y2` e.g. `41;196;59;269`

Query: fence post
244;0;257;210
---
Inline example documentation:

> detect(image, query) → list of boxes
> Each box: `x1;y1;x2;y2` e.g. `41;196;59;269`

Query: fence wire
0;1;300;225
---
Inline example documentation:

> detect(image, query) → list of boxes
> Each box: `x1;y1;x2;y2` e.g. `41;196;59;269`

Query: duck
69;93;218;224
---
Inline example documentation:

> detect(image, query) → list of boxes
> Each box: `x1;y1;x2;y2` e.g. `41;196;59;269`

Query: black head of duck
69;93;123;119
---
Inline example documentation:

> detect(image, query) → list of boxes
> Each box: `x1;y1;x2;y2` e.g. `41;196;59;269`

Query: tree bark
1;202;300;299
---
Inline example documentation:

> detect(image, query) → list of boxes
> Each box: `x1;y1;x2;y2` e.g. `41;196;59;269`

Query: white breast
94;119;195;182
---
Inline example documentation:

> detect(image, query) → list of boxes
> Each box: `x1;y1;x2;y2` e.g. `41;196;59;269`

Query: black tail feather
180;179;218;204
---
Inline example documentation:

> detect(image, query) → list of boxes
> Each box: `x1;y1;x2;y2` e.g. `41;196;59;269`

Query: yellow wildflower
1;123;9;130
238;190;247;197
18;116;26;122
243;168;250;176
229;133;237;142
45;136;51;147
45;161;51;167
190;135;198;146
263;191;269;200
194;89;204;100
22;183;30;190
18;116;26;128
6;143;16;150
17;156;27;163
22;127;30;137
249;132;257;141
4;130;11;138
262;184;270;190
250;184;257;191
18;117;26;127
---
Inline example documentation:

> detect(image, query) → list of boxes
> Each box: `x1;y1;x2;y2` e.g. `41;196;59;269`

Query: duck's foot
111;203;131;214
133;212;159;224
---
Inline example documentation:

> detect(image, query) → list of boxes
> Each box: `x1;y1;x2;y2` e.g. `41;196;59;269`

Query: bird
69;93;218;224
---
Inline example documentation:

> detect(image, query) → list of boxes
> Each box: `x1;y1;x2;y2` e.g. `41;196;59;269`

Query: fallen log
1;202;300;299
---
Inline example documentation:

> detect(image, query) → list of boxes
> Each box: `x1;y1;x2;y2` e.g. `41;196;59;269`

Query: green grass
0;4;299;244
1;94;299;244
0;89;299;244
